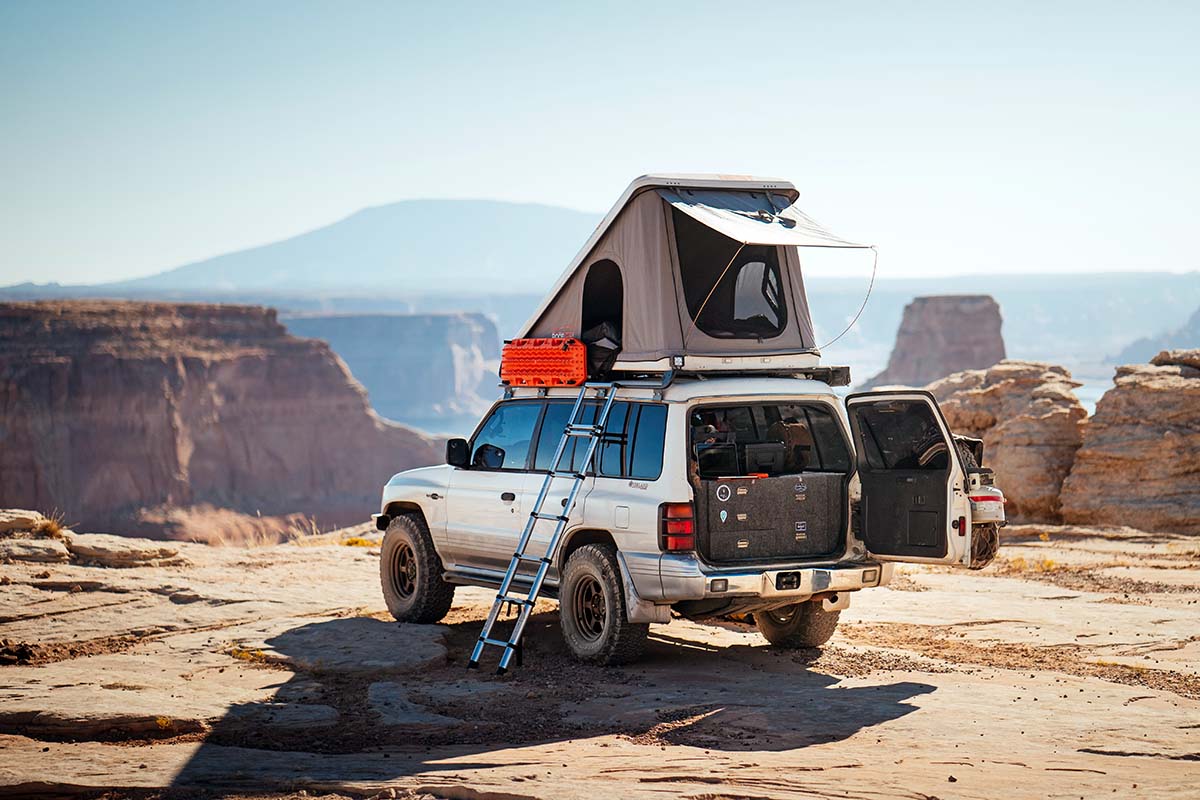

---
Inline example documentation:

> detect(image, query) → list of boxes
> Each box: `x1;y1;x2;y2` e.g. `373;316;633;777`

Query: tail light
660;502;695;551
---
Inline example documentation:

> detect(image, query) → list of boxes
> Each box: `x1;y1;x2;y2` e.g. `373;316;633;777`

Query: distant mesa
0;300;442;542
5;199;599;297
1115;306;1200;364
283;312;501;434
861;295;1006;389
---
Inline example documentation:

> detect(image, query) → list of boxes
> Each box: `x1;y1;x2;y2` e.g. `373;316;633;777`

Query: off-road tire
970;522;1000;570
559;544;649;665
755;602;841;648
380;514;455;624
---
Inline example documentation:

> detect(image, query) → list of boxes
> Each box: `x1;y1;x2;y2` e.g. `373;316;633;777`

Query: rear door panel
845;391;971;566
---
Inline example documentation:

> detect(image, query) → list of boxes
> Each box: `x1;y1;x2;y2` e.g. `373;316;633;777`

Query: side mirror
446;438;470;468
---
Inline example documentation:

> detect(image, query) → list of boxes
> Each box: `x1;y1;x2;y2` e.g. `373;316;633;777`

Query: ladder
468;381;618;674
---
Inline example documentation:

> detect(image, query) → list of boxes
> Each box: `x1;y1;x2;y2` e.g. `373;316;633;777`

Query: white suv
374;374;1003;665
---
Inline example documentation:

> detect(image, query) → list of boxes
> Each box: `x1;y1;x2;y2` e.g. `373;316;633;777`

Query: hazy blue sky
2;1;1197;284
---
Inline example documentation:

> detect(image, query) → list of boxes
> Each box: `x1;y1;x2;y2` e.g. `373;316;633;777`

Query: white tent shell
519;174;871;374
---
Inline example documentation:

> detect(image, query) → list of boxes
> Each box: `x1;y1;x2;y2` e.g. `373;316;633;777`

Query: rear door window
533;400;667;480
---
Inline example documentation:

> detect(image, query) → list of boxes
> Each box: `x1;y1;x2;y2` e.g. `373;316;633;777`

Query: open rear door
844;391;972;567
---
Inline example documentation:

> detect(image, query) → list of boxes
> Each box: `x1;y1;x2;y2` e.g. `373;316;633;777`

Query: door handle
500;492;516;502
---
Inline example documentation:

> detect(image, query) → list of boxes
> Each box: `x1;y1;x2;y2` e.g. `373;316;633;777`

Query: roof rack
501;365;851;401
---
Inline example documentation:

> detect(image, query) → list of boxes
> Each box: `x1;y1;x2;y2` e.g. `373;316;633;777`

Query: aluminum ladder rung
468;381;617;674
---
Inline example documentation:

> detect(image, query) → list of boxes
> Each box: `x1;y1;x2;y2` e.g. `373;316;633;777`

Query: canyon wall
1060;350;1200;535
862;295;1006;389
0;301;441;540
927;361;1087;522
283;313;500;434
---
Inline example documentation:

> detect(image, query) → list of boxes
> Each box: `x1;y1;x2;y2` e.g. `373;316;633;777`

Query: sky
1;1;1198;285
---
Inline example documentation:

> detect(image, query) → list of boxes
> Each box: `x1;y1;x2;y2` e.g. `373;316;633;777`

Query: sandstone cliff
862;295;1006;389
0;301;441;540
927;361;1087;523
283;312;500;434
1060;349;1200;534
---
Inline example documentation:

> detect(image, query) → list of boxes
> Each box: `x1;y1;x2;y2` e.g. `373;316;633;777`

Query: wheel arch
557;528;617;571
384;500;426;522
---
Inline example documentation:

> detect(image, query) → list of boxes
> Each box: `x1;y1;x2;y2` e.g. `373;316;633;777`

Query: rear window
534;400;667;481
690;401;851;479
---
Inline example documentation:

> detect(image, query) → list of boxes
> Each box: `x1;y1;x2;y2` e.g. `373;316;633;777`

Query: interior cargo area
689;400;853;565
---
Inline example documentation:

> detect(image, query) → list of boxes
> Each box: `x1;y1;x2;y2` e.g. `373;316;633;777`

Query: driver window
470;401;542;470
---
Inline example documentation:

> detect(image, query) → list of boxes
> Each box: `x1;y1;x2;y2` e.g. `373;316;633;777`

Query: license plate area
775;572;801;590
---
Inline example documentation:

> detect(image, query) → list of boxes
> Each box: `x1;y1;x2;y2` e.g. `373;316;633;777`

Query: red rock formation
0;301;440;540
1060;350;1200;535
927;361;1087;522
862;295;1006;389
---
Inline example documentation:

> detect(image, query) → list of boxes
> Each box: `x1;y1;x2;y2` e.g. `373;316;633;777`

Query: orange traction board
500;337;587;387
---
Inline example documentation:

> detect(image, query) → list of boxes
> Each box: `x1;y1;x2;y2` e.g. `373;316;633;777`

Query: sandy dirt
1;523;1197;799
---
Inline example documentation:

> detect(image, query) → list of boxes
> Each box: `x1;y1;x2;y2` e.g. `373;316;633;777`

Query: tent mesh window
672;207;787;340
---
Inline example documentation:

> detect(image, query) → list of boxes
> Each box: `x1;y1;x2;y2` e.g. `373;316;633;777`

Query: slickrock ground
928;361;1088;522
862;295;1006;389
1061;349;1200;534
0;301;441;541
2;513;1197;798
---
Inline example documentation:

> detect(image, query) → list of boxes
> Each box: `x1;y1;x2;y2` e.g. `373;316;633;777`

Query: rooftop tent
520;175;870;372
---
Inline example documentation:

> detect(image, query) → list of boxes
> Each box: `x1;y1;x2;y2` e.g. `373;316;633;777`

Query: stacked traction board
500;337;588;387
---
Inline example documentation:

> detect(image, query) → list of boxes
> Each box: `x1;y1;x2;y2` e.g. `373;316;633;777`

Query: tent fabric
529;190;684;362
657;189;868;248
523;182;871;364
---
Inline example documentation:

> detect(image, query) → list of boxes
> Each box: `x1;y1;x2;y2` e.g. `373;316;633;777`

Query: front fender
380;464;452;536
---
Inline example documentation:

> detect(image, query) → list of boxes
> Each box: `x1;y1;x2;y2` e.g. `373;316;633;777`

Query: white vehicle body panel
379;376;1001;619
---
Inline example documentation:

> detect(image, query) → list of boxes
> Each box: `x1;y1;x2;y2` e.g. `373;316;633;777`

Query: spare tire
755;602;840;648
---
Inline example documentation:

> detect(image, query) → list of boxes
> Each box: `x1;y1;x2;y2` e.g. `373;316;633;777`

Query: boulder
927;361;1087;522
1060;350;1200;534
59;531;184;568
862;295;1006;389
0;509;44;534
0;538;70;563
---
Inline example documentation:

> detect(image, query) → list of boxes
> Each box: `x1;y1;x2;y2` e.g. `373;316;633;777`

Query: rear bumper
657;552;892;601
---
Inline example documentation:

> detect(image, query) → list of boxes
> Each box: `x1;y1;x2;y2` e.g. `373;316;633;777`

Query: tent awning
657;188;869;248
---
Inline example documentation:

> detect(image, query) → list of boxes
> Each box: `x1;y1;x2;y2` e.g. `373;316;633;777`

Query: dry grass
340;536;376;548
228;646;271;663
30;511;67;539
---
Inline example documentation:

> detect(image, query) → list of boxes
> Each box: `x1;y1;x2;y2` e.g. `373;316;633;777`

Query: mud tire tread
380;513;455;624
559;544;649;666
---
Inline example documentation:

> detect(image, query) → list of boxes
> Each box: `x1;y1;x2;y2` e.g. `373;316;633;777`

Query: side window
628;404;667;480
534;401;582;473
800;405;853;473
470;401;542;470
597;402;629;478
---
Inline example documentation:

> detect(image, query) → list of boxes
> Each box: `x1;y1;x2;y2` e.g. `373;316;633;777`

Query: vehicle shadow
169;610;937;791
